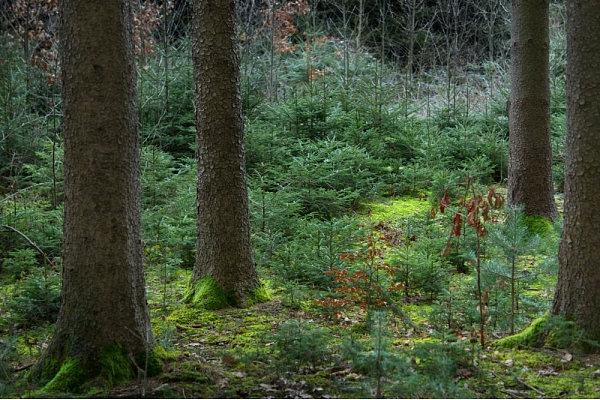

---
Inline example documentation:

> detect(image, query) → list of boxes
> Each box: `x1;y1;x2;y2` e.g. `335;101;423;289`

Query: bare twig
2;224;54;266
516;377;546;397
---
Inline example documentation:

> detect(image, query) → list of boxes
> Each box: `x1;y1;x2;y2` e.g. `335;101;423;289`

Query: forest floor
102;297;600;399
4;197;600;398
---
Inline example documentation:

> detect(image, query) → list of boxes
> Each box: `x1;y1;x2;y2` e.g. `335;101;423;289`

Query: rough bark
552;0;600;343
191;0;260;307
507;0;558;219
34;0;153;388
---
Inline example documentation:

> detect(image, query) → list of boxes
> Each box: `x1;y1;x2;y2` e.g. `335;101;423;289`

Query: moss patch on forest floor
361;196;432;223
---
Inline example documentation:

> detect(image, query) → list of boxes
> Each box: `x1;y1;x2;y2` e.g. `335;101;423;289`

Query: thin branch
2;224;54;266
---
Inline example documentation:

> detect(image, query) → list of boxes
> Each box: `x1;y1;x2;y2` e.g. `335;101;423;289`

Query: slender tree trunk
190;0;260;308
34;0;153;389
507;0;557;219
552;0;600;343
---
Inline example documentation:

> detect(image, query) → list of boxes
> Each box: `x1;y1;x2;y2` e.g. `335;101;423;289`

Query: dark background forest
2;0;592;398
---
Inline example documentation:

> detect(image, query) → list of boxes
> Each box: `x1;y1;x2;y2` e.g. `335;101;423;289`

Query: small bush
271;319;332;373
7;272;61;326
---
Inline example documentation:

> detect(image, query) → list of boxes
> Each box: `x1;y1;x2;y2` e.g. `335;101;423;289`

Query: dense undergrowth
2;3;596;398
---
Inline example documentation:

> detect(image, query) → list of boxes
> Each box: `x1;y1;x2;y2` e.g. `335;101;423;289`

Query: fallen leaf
222;353;236;366
538;367;558;376
259;383;277;392
503;359;514;367
561;352;573;363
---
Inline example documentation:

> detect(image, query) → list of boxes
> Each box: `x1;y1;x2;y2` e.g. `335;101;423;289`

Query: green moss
153;345;178;361
247;283;272;306
166;305;223;329
40;358;87;394
38;357;61;382
37;343;158;395
137;346;164;378
183;276;270;310
84;386;108;398
183;276;236;309
523;214;554;237
362;197;430;222
98;343;132;387
493;312;585;351
493;313;551;349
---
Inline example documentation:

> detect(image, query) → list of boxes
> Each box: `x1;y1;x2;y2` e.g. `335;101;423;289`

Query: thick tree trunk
552;0;600;343
34;0;153;390
191;0;260;307
507;0;557;219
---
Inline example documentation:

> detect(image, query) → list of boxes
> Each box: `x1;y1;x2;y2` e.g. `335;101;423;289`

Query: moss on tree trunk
183;276;270;310
35;344;163;395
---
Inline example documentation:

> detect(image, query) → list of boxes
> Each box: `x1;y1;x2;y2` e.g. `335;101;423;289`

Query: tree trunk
34;0;154;390
507;0;557;219
552;0;600;343
190;0;260;308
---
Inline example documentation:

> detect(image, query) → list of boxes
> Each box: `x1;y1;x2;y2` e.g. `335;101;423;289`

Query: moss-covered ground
3;196;600;398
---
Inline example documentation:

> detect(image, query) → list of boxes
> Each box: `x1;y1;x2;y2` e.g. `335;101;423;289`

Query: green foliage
483;206;541;333
389;340;474;398
271;319;332;373
6;272;61;327
2;248;38;280
0;199;63;260
341;311;404;398
256;215;360;289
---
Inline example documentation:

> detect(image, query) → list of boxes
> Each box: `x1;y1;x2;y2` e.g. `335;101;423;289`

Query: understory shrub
271;319;333;373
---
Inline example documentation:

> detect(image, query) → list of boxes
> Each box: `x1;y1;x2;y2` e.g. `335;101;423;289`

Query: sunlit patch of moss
39;358;87;394
362;197;431;222
183;276;233;309
166;304;222;327
183;276;271;310
230;322;273;348
248;283;272;306
521;371;595;398
493;312;551;349
350;322;368;335
493;312;584;351
404;304;433;325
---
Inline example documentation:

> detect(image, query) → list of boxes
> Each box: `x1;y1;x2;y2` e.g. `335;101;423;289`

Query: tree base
34;343;163;395
492;312;583;350
183;276;270;309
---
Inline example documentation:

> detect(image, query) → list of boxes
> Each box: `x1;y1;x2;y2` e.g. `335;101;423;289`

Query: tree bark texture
552;0;600;342
36;0;152;376
192;0;259;305
508;0;558;219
